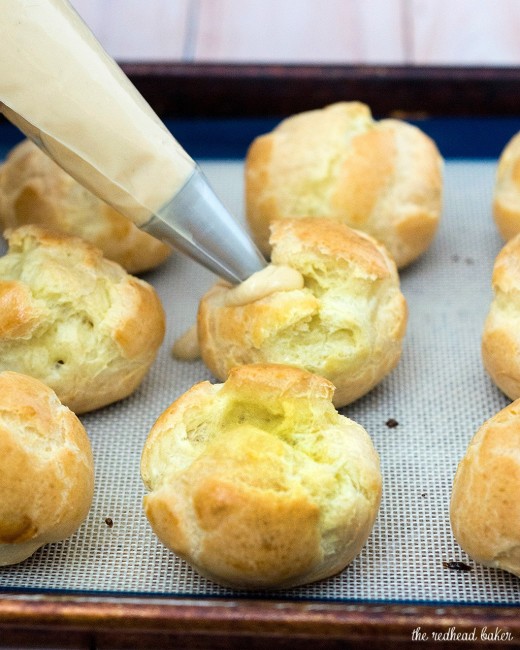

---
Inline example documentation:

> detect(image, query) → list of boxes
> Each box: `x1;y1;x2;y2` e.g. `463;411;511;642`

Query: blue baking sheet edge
2;117;520;161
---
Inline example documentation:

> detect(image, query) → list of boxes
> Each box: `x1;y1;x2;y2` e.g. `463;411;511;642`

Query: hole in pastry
337;327;358;344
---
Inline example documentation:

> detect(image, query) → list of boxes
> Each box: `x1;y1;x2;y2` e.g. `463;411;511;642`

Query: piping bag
0;0;266;283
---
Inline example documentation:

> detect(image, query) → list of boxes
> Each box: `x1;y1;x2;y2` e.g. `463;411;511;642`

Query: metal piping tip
143;167;267;284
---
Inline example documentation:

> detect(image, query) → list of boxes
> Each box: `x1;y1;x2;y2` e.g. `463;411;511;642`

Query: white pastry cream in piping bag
0;0;266;283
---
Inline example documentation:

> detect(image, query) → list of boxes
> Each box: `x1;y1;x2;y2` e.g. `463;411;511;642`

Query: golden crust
450;399;520;576
0;280;45;339
269;217;393;278
493;131;520;241
245;102;443;268
0;139;171;273
0;225;165;413
198;218;407;407
0;371;94;565
223;362;336;402
482;234;520;399
141;363;382;589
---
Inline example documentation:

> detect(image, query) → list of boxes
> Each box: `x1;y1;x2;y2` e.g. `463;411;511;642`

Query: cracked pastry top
141;363;382;590
0;224;165;413
197;217;407;408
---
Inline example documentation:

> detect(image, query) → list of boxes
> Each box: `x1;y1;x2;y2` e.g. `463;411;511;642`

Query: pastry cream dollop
172;265;304;360
223;264;304;307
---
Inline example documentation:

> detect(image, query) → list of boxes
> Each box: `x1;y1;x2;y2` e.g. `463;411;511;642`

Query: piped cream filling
171;265;304;360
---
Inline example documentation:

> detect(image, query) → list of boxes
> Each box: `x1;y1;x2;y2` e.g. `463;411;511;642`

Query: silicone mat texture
0;158;518;605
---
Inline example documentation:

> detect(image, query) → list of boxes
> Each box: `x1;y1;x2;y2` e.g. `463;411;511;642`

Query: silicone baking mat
0;157;518;605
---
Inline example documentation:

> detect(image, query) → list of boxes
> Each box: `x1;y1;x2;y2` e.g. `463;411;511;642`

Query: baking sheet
0;158;518;605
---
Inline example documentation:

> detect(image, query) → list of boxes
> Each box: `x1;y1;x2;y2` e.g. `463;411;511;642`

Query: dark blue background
2;117;520;161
